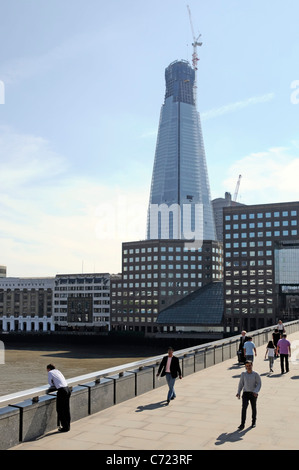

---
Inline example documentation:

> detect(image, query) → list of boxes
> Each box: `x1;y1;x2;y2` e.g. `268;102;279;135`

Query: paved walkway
11;331;299;451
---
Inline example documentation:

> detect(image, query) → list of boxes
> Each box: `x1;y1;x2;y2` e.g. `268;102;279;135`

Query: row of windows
225;210;297;221
226;279;273;286
225;230;298;239
123;255;214;262
225;260;273;267
226;250;273;257
225;220;297;230
123;264;209;271
113;281;198;289
225;307;274;314
55;286;109;291
112;316;157;323
122;273;222;280
112;285;202;299
123;246;222;254
226;269;273;277
225;241;272;248
226;298;273;304
226;288;273;295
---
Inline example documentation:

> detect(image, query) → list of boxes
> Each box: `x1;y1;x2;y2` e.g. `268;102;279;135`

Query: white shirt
267;347;275;357
165;356;172;373
48;369;68;389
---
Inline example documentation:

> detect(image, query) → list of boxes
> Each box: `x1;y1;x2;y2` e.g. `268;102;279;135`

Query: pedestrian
277;320;285;337
238;330;248;364
277;334;291;374
243;336;257;362
47;364;71;432
156;347;182;404
236;361;261;430
272;329;280;356
265;340;276;372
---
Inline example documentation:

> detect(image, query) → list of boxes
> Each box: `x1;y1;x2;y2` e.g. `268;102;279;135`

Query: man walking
47;364;71;432
157;347;182;404
236;361;261;430
243;336;257;362
277;334;291;374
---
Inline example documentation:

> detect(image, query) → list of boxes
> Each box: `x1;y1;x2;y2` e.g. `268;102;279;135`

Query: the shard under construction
146;59;216;243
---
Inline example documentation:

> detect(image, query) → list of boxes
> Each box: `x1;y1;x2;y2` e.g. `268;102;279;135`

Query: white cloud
0;127;148;278
0;125;67;191
201;93;275;121
223;144;299;205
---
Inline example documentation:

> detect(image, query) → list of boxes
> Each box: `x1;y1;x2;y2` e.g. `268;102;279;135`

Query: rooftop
156;281;223;326
11;329;299;451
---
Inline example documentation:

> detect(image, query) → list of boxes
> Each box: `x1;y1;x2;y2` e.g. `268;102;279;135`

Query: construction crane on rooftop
233;174;242;203
187;5;202;105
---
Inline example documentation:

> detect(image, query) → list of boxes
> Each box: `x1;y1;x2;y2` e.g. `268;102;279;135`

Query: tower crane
187;5;202;104
233;174;242;203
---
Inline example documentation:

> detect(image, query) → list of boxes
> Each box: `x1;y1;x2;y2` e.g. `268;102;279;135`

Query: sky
0;0;298;277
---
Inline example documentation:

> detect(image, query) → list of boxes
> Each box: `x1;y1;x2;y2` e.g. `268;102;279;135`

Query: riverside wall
1;321;298;450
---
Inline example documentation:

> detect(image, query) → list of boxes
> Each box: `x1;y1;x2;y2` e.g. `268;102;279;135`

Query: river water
0;340;165;397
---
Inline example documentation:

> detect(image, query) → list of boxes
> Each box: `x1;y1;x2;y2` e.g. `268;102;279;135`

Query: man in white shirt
47;364;71;432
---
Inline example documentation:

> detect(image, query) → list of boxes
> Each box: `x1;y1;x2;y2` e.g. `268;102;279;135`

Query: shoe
238;424;244;430
171;396;175;400
166;400;170;405
58;427;69;433
251;423;256;428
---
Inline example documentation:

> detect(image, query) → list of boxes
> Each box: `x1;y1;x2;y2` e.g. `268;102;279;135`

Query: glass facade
275;246;299;284
147;60;216;242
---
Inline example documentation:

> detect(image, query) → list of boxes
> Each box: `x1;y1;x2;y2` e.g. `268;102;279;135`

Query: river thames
0;339;165;397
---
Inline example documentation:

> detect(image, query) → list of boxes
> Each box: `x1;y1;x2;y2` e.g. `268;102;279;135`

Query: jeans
241;392;257;426
165;373;176;401
268;356;274;370
280;354;289;373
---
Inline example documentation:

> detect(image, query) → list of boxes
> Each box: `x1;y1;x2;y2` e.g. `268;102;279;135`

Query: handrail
1;320;298;406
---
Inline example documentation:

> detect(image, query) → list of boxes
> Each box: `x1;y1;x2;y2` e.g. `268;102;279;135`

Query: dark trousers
280;354;289;373
57;387;71;430
241;392;257;426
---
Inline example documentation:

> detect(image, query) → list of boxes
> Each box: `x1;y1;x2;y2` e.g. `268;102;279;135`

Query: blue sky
0;0;298;277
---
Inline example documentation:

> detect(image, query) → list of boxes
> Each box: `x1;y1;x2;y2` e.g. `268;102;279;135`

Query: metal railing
1;320;298;406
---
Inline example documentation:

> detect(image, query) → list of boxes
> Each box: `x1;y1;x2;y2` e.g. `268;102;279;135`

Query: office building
212;192;244;242
0;277;55;332
147;60;216;243
223;201;299;333
110;239;223;334
53;273;111;332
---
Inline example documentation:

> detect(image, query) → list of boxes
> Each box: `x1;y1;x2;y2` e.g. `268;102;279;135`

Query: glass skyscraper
147;60;216;243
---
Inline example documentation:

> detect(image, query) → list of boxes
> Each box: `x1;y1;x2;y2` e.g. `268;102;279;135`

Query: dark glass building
223;201;299;333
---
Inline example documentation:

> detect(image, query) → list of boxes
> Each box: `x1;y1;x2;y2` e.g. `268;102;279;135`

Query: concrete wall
1;320;298;449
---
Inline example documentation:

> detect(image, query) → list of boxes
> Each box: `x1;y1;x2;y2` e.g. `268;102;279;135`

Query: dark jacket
158;355;182;379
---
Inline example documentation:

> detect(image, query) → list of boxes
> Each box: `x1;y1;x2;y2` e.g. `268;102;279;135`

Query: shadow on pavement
135;401;168;412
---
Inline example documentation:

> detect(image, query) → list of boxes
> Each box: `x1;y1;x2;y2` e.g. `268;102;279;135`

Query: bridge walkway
12;330;299;451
